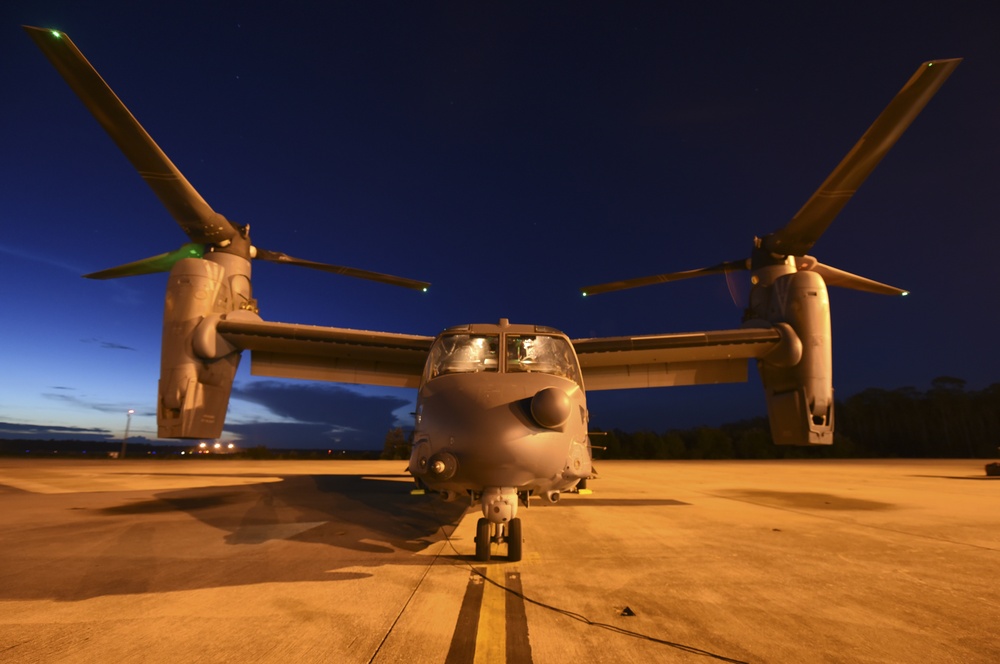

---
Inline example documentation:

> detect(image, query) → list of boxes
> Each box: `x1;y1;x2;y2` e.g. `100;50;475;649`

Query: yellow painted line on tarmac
474;565;507;664
446;564;533;663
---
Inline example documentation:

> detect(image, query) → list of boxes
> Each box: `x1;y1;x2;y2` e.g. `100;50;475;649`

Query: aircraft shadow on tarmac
909;474;1000;481
6;476;699;602
0;474;474;601
3;474;482;602
548;496;690;507
103;473;470;553
714;489;895;511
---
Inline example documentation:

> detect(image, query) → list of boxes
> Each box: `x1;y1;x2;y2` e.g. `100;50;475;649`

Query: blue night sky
2;2;999;448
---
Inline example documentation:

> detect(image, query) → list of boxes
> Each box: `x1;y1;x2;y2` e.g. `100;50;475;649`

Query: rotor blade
581;259;748;296
765;58;961;256
24;26;237;245
723;263;749;308
254;249;430;291
810;262;909;296
84;243;205;279
796;256;908;296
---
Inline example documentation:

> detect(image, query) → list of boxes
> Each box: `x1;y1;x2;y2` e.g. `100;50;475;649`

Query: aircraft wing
216;319;434;388
572;327;783;390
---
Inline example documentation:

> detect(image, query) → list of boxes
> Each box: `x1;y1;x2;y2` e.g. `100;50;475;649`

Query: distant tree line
0;440;381;460
380;427;410;461
594;378;1000;460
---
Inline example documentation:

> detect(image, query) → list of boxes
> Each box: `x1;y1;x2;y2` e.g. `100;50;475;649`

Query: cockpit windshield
426;334;499;378
425;332;582;386
505;334;581;384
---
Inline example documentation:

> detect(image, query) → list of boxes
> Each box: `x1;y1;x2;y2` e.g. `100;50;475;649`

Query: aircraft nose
530;387;571;429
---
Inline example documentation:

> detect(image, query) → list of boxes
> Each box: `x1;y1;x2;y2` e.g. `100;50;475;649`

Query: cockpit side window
505;334;581;385
426;334;499;379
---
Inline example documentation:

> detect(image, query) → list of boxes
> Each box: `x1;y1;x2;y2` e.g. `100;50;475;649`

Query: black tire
576;478;588;491
475;518;491;561
507;518;523;562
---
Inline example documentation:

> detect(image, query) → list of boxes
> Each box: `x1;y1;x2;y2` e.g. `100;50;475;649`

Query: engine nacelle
752;270;834;445
157;256;256;438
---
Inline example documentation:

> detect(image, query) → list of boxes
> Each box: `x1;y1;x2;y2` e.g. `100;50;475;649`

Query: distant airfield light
120;409;135;460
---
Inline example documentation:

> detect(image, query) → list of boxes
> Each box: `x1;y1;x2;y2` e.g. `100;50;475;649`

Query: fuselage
407;320;592;502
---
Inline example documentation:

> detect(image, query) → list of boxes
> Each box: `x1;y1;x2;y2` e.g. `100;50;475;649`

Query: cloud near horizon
42;392;155;417
81;338;137;352
228;381;412;449
1;382;411;449
0;421;114;441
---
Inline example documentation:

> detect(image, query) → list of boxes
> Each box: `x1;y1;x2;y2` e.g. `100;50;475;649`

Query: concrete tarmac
0;458;997;663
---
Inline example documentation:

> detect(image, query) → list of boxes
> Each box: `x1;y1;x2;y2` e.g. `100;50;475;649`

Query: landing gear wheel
475;518;491;562
507;518;522;562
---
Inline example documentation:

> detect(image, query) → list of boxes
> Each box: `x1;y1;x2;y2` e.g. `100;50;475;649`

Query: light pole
120;409;134;459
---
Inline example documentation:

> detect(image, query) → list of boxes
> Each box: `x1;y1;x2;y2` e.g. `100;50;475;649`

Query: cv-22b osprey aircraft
25;26;959;562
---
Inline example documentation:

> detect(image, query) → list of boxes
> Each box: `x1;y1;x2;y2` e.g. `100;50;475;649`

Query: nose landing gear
474;486;523;562
475;517;522;562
